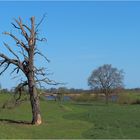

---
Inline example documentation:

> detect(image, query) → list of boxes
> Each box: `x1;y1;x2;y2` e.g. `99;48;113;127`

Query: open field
0;94;140;139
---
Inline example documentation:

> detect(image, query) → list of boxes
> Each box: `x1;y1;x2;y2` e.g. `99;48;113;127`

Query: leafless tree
88;64;124;104
0;16;57;125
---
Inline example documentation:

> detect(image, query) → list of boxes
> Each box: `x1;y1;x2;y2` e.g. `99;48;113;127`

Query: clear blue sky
0;1;140;89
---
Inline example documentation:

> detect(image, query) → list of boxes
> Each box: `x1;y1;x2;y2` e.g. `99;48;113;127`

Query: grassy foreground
0;94;140;139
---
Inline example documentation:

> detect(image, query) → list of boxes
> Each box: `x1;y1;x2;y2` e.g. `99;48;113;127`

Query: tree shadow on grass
0;119;31;125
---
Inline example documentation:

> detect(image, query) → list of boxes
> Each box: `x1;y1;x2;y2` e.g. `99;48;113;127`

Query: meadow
0;93;140;139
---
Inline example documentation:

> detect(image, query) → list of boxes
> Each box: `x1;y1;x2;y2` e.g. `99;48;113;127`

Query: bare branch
34;49;50;62
12;22;31;34
0;59;7;67
35;77;60;85
36;37;47;42
0;53;24;73
34;67;46;76
10;67;20;75
0;63;10;75
11;22;20;29
14;81;28;102
34;67;53;77
3;32;29;52
14;17;29;41
3;42;20;61
35;14;46;30
0;53;18;65
22;24;31;32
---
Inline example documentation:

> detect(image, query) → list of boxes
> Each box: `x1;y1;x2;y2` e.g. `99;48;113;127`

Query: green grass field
0;94;140;139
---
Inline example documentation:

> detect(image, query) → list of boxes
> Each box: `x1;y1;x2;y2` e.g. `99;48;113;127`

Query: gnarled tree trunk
28;73;42;125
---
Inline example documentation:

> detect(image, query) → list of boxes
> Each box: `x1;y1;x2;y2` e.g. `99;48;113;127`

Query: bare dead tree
0;16;57;125
88;64;124;104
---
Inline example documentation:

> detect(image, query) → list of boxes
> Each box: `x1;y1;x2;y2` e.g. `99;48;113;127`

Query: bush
71;93;95;102
117;92;140;105
131;98;140;105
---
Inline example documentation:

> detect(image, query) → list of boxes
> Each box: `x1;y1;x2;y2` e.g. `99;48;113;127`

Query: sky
0;1;140;89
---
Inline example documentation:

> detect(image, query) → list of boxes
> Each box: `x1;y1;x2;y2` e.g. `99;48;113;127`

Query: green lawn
0;94;140;139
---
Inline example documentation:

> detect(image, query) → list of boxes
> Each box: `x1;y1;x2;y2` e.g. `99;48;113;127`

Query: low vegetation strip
0;94;140;138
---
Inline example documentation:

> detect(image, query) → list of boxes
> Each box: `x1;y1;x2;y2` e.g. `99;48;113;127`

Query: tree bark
28;74;42;125
27;48;42;125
